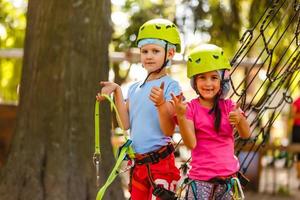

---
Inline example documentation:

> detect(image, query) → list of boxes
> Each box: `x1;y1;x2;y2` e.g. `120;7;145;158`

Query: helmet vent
141;26;145;30
213;55;219;59
166;25;171;29
188;58;193;62
155;25;161;29
221;51;224;55
195;58;201;64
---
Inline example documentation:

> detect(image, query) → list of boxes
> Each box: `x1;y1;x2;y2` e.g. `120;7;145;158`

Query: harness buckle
149;152;160;164
153;186;178;200
118;160;135;174
93;153;101;187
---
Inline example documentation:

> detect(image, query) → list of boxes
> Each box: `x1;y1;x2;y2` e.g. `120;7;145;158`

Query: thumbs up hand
149;82;166;107
229;102;242;126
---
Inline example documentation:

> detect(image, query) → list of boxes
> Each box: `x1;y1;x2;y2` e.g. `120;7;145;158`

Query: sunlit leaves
0;0;27;102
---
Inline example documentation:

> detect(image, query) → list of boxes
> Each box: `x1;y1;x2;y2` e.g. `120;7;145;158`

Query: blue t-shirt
127;75;181;154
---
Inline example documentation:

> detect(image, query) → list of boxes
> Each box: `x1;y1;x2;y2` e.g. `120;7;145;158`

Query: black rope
228;0;300;175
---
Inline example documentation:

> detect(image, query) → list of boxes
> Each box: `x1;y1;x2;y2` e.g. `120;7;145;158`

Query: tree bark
0;0;125;199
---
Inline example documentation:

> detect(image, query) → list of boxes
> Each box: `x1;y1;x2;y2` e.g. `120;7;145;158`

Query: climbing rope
231;0;300;174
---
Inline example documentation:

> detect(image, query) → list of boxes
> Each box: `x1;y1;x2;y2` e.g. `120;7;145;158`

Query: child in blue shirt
97;19;182;200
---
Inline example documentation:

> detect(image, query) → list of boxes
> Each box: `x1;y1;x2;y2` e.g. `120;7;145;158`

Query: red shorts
130;153;180;200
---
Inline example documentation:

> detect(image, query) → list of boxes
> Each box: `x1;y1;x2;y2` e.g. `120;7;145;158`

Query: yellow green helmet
136;18;181;53
187;44;231;78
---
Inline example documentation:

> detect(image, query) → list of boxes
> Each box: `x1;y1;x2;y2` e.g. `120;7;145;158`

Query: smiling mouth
203;89;214;92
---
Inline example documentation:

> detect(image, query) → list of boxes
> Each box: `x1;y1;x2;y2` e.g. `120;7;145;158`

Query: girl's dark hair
209;94;221;132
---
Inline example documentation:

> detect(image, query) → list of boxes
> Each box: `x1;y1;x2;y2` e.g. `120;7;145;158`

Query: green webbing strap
100;94;135;158
93;101;101;187
191;181;198;199
94;94;135;200
101;94;126;134
230;177;245;200
96;139;132;200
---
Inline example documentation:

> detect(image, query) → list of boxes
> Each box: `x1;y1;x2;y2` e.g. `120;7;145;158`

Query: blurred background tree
0;0;26;102
0;0;124;199
1;0;298;103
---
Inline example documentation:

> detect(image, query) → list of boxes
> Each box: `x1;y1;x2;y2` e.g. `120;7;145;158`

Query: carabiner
93;153;101;187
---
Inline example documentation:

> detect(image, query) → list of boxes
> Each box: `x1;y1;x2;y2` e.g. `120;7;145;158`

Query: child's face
140;44;166;72
195;71;221;100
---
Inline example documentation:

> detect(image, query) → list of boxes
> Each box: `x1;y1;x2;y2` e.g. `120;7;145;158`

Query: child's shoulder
187;98;200;108
127;81;141;93
221;98;235;104
219;98;237;110
161;76;181;89
129;81;141;88
161;75;179;84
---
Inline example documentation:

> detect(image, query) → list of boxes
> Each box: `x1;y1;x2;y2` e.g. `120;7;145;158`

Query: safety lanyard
94;94;135;200
93;101;101;186
96;140;133;200
229;177;245;200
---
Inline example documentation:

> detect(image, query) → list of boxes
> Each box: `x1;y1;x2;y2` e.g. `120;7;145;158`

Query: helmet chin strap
140;43;168;87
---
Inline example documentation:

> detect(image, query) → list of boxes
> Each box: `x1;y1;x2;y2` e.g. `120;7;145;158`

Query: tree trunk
0;0;125;199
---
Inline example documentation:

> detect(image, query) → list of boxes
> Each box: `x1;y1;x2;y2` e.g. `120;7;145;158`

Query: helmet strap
140;43;168;87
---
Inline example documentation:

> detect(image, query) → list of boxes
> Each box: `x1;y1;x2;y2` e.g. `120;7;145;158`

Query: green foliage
0;58;21;102
178;0;242;55
112;0;175;51
0;0;26;103
0;0;26;48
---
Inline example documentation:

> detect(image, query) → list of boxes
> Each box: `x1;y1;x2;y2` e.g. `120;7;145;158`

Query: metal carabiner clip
231;177;245;200
118;159;135;174
93;153;101;187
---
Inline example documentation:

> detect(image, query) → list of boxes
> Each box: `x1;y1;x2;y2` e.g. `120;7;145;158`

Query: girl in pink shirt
172;44;250;199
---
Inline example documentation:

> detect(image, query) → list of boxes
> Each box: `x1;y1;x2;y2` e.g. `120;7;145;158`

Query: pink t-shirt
293;97;300;126
185;98;240;181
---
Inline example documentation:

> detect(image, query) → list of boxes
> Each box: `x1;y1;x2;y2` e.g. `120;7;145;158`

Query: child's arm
149;82;175;136
171;93;197;149
229;103;250;139
96;81;130;130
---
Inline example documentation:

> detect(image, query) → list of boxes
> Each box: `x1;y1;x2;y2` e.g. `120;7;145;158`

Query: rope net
229;0;300;174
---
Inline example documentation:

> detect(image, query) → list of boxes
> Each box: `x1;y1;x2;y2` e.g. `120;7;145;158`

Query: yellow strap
100;94;135;158
94;94;136;199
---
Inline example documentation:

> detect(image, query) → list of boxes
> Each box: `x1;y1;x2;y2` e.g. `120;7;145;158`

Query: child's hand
149;82;166;106
171;92;186;117
229;103;242;126
96;81;119;101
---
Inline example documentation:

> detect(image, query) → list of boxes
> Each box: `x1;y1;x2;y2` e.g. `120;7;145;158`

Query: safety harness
179;171;248;200
134;143;174;165
132;143;178;200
